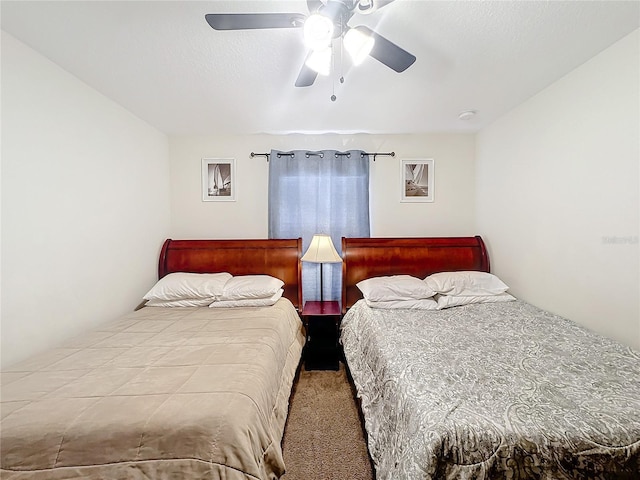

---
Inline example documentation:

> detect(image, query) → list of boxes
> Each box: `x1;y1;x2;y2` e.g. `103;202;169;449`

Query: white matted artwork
202;158;235;201
401;159;434;202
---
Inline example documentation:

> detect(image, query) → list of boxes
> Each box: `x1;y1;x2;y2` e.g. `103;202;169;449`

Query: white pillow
145;298;213;308
365;297;439;310
357;275;435;302
218;275;284;301
436;293;516;309
144;272;232;302
424;271;509;296
210;289;284;308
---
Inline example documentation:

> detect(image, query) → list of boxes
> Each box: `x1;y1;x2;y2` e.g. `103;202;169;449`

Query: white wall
476;30;639;349
169;133;476;239
5;25;634;368
1;32;171;367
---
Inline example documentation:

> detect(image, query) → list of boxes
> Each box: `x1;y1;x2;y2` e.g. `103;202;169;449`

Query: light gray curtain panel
268;149;370;304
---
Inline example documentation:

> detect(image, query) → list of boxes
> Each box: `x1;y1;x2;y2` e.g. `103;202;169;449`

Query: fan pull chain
331;44;337;101
339;34;345;85
331;22;346;102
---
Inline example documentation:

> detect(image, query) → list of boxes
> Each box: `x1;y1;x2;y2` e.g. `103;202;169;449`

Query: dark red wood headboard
158;238;303;310
341;236;490;313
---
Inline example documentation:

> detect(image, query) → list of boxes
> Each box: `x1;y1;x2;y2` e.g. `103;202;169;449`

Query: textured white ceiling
2;1;638;135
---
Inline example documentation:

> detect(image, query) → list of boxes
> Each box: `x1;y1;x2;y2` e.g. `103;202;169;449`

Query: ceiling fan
205;0;416;87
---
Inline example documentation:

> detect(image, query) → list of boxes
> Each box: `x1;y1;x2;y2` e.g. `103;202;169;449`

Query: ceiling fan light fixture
344;26;375;65
205;0;416;88
304;13;334;50
305;47;332;75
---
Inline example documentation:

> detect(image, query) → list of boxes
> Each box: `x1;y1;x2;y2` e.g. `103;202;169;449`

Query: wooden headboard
341;236;490;313
158;238;303;310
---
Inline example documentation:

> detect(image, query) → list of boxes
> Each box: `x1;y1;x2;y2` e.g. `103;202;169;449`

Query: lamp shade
303;13;334;50
344;26;375;65
305;47;332;76
301;234;342;263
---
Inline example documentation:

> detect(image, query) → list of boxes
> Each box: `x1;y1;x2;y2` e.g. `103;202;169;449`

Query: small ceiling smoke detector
458;110;477;121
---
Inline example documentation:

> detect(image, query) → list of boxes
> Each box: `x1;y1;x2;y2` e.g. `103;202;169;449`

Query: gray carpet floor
281;362;375;480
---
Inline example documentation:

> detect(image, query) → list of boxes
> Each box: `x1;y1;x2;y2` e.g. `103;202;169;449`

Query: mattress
340;299;640;480
1;298;305;480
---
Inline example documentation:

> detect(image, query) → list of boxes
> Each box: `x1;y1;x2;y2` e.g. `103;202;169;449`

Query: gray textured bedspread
340;299;640;480
1;298;304;480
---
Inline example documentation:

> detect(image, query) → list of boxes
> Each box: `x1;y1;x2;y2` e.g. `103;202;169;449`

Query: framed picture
202;158;235;201
401;158;434;202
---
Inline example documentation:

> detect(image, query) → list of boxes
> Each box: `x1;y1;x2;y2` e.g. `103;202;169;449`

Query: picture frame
202;158;235;201
401;158;434;202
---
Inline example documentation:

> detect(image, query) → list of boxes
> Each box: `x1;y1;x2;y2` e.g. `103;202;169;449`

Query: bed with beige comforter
1;298;304;480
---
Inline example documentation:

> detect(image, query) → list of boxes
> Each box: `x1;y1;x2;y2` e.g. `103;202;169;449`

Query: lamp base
319;262;324;302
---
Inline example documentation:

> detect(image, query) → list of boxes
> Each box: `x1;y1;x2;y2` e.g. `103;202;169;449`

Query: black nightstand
301;301;342;371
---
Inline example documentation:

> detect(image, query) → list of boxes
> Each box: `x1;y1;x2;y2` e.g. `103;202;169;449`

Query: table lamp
301;234;343;302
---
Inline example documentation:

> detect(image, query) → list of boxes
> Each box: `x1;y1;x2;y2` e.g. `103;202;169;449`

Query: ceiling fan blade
205;13;306;30
373;0;396;10
307;0;324;13
295;55;319;87
359;26;416;72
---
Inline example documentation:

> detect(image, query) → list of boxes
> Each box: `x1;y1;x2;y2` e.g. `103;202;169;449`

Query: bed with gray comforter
341;299;640;480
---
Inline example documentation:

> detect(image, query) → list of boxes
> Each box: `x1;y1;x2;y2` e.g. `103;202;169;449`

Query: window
268;150;370;303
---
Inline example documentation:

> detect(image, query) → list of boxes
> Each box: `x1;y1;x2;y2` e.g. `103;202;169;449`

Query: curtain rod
249;151;395;162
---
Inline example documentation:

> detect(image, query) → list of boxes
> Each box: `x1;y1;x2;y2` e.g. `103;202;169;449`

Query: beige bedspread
1;298;304;480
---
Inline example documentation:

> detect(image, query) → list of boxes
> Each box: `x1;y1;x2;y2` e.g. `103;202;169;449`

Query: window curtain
268;149;370;304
